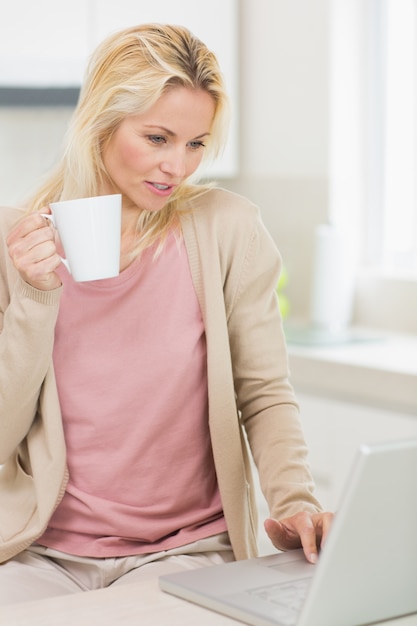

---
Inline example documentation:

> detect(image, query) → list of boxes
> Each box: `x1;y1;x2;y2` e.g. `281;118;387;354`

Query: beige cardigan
0;188;321;564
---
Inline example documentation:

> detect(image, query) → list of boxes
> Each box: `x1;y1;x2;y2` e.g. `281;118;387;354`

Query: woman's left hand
264;511;334;564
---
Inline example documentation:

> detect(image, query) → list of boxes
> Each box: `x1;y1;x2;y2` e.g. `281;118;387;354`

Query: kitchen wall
1;0;330;323
224;0;329;322
0;107;73;205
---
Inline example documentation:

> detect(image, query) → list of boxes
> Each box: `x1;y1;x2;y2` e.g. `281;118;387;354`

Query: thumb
264;518;291;547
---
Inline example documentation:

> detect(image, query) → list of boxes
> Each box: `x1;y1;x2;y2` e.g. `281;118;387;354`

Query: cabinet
0;0;89;85
0;0;237;86
297;392;417;510
0;0;238;176
255;392;417;555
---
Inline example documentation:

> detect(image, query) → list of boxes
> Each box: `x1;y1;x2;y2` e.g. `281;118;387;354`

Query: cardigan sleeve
0;207;62;462
225;207;322;520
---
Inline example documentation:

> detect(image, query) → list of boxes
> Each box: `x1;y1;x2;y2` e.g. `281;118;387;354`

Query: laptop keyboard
247;577;311;626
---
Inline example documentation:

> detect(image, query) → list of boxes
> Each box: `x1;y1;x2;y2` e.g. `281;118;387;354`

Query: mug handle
40;213;71;274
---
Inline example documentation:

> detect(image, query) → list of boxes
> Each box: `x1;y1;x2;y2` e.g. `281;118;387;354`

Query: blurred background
1;0;417;549
1;0;417;333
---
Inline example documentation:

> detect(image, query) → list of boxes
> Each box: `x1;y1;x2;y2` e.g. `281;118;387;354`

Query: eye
188;140;206;150
148;135;167;145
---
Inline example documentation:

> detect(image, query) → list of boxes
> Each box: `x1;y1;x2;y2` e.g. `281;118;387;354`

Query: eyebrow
143;125;211;139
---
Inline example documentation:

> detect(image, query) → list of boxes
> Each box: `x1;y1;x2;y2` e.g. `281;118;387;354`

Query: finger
6;215;53;253
314;511;335;548
264;518;284;546
8;224;55;267
295;515;320;564
38;206;52;216
264;518;290;547
6;212;62;290
264;517;302;552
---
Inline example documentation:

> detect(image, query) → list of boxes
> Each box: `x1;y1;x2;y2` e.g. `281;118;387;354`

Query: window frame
329;0;417;334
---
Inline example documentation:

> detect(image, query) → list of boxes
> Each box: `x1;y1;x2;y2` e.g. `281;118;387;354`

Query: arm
226;210;333;561
0;207;62;462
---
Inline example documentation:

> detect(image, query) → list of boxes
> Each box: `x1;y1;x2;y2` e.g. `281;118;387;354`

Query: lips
145;181;175;197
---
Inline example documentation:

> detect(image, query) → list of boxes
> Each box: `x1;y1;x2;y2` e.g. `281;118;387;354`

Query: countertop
284;325;417;414
2;575;416;626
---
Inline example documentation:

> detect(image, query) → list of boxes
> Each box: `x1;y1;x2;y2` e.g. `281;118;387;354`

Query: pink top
38;232;226;557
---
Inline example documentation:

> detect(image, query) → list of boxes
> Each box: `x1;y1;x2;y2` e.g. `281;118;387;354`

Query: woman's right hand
6;210;62;291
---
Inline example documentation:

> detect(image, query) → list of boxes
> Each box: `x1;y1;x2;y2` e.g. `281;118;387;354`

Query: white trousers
0;532;234;606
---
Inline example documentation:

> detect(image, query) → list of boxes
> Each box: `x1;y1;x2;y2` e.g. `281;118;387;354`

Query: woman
0;23;332;604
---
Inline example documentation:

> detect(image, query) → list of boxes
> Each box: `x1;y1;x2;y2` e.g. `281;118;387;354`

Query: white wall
0;0;333;323
0;107;73;204
239;0;329;179
223;0;330;321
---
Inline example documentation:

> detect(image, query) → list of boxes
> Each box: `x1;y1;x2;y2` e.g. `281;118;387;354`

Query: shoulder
184;187;264;246
181;186;280;273
190;187;260;223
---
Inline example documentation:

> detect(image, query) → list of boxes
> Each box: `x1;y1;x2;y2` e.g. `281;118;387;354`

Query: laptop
160;438;417;626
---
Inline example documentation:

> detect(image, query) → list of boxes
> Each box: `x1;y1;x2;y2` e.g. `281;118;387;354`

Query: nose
160;147;187;179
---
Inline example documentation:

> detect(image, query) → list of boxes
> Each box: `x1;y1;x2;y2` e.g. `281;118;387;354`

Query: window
368;0;417;276
330;0;417;280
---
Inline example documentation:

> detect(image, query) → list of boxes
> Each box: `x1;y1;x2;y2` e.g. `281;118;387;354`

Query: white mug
44;194;122;282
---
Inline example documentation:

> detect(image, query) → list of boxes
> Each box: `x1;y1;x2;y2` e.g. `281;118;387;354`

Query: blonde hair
28;23;230;254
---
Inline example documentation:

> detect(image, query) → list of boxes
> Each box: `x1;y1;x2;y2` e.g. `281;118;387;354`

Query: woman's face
102;87;216;213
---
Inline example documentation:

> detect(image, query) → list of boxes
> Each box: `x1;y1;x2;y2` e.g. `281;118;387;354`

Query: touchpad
269;560;315;576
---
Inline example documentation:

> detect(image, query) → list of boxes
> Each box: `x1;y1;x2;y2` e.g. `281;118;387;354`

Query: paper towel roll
310;224;354;331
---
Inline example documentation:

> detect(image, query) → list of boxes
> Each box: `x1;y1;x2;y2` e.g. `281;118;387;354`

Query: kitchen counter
285;326;417;414
2;575;417;626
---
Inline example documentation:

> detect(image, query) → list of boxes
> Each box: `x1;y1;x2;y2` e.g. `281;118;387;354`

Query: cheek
105;132;147;174
118;137;145;168
111;139;144;174
186;151;205;177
